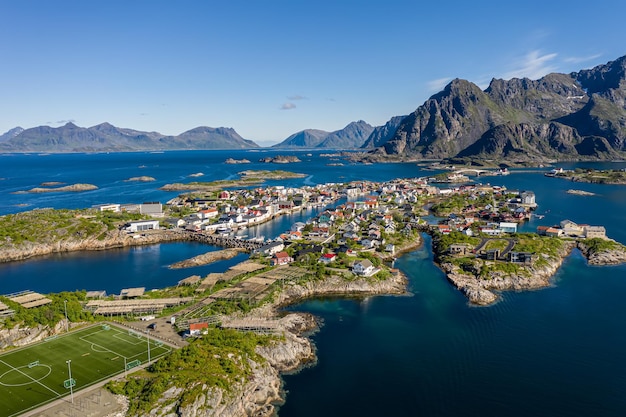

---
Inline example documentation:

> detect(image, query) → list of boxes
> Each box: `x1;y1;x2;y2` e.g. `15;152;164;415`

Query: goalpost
28;360;39;368
128;330;142;339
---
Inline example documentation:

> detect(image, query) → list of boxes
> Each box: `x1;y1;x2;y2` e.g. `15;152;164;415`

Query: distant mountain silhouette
0;123;258;152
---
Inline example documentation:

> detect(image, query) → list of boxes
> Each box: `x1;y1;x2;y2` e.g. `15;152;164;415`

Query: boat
216;226;233;235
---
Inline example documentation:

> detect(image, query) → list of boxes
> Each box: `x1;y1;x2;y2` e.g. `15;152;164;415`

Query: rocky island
16;183;98;193
548;168;626;185
567;189;596;196
225;158;251;164
259;155;301;163
124;176;156;182
238;169;306;179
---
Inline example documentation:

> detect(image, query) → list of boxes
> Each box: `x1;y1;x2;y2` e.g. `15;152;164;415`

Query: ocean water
1;151;626;416
280;236;626;417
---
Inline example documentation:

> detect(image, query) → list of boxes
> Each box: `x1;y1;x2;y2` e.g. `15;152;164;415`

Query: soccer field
0;323;172;417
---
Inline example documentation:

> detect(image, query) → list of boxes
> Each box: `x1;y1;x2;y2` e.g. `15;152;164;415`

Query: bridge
186;231;266;251
452;168;493;176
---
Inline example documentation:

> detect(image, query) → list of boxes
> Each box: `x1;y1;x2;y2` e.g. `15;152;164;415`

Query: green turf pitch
0;324;171;416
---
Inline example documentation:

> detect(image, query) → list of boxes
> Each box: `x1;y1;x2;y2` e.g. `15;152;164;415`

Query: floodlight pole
63;300;69;332
124;357;127;378
146;330;151;363
66;360;74;403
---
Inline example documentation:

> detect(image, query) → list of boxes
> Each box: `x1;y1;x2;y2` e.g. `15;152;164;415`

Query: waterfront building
352;259;375;276
127;220;160;232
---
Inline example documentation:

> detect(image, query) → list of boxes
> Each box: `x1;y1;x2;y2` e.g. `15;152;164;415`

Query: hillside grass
0;208;145;247
107;328;276;414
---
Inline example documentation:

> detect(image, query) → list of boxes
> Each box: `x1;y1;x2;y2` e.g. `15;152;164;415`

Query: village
1;174;612;338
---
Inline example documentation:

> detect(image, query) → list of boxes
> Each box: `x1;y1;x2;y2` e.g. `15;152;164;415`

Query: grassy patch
579;238;624;253
107;328;274;414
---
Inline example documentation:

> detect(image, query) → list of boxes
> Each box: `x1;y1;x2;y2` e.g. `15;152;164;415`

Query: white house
520;191;536;205
352;259;375;276
499;222;518;233
93;203;120;212
127;220;160;232
560;220;584;236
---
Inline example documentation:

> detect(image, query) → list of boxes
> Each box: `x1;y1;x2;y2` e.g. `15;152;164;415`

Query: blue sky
1;1;624;145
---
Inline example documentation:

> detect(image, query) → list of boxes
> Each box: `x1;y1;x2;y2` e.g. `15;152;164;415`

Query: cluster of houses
250;193;412;277
432;188;537;237
93;178;558;276
537;220;606;239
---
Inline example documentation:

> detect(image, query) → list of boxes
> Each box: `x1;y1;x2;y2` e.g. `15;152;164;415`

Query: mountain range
2;54;625;160
272;120;374;149
375;55;626;163
0;123;258;152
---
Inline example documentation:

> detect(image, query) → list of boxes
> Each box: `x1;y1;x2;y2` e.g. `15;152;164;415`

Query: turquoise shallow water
1;152;626;416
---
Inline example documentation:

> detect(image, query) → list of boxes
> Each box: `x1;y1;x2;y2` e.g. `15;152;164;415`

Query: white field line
0;359;62;397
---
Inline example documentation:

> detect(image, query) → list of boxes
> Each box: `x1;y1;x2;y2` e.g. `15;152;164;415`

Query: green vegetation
0;291;96;330
562;168;626;184
0;324;170;416
0;209;145;247
430;194;470;216
479;260;526;279
579;238;624;253
107;328;274;414
484;239;509;252
513;233;565;258
434;231;480;258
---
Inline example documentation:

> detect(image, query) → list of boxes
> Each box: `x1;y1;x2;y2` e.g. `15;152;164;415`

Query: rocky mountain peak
575;55;626;94
376;54;626;163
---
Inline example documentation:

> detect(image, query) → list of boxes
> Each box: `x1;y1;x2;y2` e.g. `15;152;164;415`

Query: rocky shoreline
0;229;190;263
576;241;626;265
168;248;245;269
136;272;407;417
439;238;626;305
439;241;577;305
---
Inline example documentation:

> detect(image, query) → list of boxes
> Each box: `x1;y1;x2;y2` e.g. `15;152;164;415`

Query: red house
272;251;293;266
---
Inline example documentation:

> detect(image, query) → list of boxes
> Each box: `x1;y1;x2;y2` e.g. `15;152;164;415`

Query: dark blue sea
2;150;626;416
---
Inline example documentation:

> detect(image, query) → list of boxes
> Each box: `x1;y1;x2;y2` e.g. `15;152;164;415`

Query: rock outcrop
577;241;626;265
0;320;67;349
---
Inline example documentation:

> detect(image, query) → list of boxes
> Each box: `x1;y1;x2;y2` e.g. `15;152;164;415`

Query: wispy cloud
503;50;558;80
287;95;307;100
54;119;76;125
280;102;296;110
427;77;453;92
563;53;602;64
